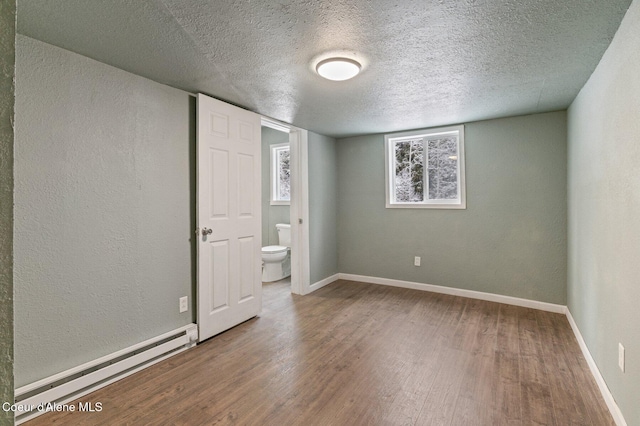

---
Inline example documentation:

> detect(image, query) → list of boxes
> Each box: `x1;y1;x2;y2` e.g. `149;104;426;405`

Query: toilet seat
262;245;288;254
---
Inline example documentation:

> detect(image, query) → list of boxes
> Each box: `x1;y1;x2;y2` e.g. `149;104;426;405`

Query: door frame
261;117;310;295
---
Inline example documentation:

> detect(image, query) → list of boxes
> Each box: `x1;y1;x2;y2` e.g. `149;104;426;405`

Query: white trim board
566;310;627;426
288;127;310;295
308;273;340;294
338;273;566;313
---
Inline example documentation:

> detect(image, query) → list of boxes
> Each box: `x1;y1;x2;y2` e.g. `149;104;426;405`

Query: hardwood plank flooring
26;280;614;425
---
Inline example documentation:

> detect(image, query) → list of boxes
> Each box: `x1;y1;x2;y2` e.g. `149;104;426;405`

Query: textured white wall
567;1;640;423
14;36;195;387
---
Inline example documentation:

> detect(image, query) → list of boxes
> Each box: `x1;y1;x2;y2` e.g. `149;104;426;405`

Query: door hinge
298;218;303;224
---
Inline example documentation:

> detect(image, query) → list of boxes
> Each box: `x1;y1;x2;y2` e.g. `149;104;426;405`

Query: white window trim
270;142;291;206
385;124;466;209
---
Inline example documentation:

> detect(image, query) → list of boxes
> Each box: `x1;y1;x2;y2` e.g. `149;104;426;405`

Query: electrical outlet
619;343;625;372
414;256;421;267
179;296;188;313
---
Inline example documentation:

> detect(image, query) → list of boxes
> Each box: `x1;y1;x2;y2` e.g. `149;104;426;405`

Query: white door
197;94;262;342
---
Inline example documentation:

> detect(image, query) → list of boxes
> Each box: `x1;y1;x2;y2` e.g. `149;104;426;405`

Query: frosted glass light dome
316;58;361;81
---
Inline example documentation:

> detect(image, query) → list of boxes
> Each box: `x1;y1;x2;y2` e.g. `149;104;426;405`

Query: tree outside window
271;143;290;205
385;125;465;209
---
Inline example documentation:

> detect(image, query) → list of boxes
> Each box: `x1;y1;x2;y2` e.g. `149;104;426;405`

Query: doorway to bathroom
260;117;309;295
196;95;310;343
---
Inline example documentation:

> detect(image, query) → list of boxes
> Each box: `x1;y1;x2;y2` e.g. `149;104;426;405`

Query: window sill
386;202;466;210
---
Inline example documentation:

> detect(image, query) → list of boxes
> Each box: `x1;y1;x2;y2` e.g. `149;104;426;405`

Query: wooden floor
28;280;613;425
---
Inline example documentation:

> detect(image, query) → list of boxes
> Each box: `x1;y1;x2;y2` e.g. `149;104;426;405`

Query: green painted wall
337;112;567;304
567;0;640;423
0;0;15;423
261;127;290;247
14;36;195;387
308;132;338;285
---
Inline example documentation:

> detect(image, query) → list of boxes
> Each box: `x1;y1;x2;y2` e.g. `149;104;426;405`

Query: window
270;143;290;205
385;125;465;209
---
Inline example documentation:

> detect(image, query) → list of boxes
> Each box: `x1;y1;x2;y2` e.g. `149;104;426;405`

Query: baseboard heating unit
13;323;198;424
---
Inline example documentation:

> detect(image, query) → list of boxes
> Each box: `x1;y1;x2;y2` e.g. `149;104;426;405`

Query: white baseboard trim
337;273;567;314
308;273;340;294
566;310;627;426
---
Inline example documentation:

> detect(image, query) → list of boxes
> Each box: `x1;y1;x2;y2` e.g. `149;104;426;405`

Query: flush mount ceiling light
316;58;361;81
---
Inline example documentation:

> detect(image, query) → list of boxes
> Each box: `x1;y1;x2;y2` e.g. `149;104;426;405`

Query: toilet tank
275;223;291;247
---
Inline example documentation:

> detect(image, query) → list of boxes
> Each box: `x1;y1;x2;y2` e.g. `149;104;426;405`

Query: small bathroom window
271;143;290;205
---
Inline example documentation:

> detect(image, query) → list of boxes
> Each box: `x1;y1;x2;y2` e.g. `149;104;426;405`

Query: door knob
202;228;213;236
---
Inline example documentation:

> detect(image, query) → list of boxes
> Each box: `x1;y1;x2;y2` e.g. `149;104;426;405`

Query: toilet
261;223;291;282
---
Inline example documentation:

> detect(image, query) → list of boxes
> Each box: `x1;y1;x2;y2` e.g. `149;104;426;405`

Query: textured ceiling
17;0;632;138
